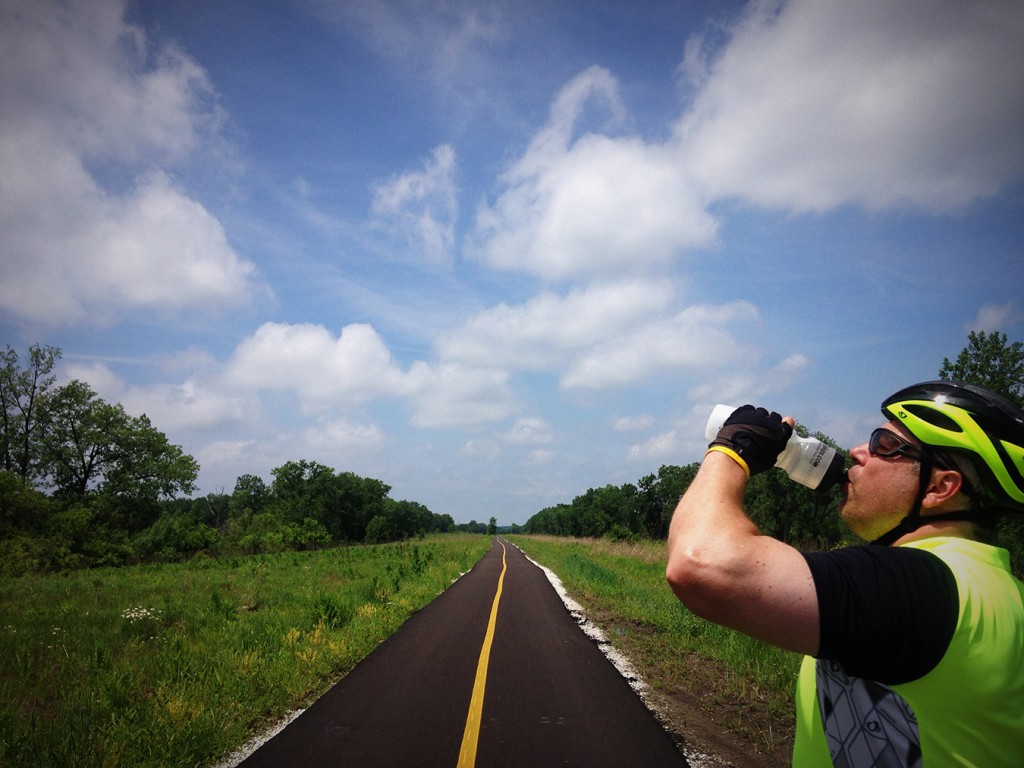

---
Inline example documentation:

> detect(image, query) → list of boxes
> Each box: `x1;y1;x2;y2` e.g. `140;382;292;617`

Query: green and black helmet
881;380;1024;512
869;380;1024;545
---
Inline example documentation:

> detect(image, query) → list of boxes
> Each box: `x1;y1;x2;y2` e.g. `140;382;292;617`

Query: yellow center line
456;540;507;768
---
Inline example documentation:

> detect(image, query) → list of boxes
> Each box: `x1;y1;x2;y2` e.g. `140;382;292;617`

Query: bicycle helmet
871;380;1024;545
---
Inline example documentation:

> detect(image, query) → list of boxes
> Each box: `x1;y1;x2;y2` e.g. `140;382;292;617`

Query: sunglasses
868;428;926;462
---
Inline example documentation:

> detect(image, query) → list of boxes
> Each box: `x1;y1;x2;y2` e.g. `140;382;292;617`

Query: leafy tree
940;331;1024;574
566;486;613;537
385;499;433;540
635;474;663;538
270;459;334;519
745;469;844;549
230;473;269;526
523;505;565;535
198;492;231;528
652;463;699;536
939;330;1023;406
103;413;198;503
268;461;392;542
134;510;222;560
0;344;60;481
43;380;128;497
0;346;459;570
0;469;53;535
332;471;390;541
43;380;197;510
284;517;331;550
431;511;455;533
522;441;849;547
364;514;392;544
486;516;497;535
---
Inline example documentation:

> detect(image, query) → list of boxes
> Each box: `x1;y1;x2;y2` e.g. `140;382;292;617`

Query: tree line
0;345;471;575
525;331;1024;569
3;331;1021;575
523;428;846;549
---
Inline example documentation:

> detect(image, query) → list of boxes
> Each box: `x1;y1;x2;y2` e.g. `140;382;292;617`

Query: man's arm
665;449;820;655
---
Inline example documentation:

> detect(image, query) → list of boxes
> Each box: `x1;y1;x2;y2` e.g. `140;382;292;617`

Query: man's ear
921;468;965;510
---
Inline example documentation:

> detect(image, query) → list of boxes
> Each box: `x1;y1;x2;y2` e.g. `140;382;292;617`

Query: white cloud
628;430;681;462
97;173;255;302
224;322;410;410
406;361;514;428
525;448;555;464
688;353;809;406
371;144;459;265
59;361;126;401
503;417;553;445
469;66;717;280
119;378;255;433
58;358;256;441
677;0;1024;212
309;0;504;84
222;320;517;429
614;414;655;432
439;281;761;391
302;418;387;453
466;1;1024;290
460;438;501;460
194;439;274;491
561;300;760;389
0;0;261;326
305;0;522;139
438;279;676;369
0;0;217;163
970;302;1023;333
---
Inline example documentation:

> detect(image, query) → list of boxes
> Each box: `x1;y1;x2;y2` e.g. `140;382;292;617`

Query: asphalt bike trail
237;539;689;767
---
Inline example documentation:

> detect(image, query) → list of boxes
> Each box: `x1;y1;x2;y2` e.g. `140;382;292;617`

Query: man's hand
708;404;793;475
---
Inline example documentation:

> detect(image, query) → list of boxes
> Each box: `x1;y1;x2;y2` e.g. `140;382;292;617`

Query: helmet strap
870;455;932;546
870;456;979;545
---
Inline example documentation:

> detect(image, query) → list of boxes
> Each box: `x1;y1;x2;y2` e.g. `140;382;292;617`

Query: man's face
839;422;924;541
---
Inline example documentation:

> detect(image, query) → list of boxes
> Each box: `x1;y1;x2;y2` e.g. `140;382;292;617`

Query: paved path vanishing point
235;539;693;767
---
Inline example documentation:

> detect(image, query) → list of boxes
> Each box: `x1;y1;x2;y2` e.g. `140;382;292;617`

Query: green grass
0;535;491;768
508;535;801;755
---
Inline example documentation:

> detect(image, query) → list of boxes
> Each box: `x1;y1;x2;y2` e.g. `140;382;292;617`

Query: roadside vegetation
1;344;494;577
0;535;491;768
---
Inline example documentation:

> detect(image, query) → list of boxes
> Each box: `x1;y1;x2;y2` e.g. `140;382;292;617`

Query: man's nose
849;443;870;464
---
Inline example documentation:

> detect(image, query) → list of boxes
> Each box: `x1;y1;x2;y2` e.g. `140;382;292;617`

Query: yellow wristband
704;445;750;478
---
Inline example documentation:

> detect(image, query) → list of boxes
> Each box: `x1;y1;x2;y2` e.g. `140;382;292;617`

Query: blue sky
2;0;1022;525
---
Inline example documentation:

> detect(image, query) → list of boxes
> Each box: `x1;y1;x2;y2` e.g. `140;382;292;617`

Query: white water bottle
704;404;846;492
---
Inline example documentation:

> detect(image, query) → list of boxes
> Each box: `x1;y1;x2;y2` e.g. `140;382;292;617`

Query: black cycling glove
708;404;792;476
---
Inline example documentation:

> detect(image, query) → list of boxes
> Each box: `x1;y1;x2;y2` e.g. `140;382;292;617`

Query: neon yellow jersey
794;537;1024;766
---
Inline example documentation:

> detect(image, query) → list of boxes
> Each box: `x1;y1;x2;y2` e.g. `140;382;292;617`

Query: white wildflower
122;606;161;623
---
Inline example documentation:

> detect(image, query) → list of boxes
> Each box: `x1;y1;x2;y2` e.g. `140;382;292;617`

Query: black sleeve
802;546;959;685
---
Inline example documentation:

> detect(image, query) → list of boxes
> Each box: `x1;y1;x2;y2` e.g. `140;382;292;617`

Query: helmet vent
905;403;962;433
